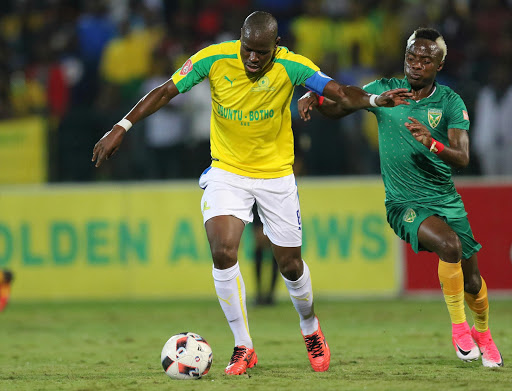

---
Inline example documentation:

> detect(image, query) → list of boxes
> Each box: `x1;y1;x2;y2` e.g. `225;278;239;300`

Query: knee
437;232;462;262
210;243;238;269
277;255;303;281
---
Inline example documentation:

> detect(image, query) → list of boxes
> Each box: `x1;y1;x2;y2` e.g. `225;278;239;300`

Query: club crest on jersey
403;208;417;223
251;76;276;92
179;59;193;76
428;108;443;128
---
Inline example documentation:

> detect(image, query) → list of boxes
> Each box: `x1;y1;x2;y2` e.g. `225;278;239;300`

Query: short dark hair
241;11;278;40
414;28;442;42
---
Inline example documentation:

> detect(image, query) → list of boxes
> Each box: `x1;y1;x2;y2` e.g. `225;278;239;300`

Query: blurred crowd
1;0;512;181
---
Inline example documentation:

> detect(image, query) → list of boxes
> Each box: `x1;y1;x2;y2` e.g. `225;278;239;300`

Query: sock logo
217;294;233;305
290;293;310;302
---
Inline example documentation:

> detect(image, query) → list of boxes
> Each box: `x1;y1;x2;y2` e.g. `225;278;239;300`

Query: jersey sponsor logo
462;110;469;121
428;108;443;128
179;59;193;76
251;76;276;92
403;208;417;223
428;109;443;128
216;104;274;122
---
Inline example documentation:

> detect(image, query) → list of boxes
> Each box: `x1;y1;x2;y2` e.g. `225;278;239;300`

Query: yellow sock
438;260;466;324
0;283;10;297
465;277;489;332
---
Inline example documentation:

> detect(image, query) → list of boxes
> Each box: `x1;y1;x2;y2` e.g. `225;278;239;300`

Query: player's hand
375;88;413;107
91;125;126;167
298;91;319;121
404;117;432;147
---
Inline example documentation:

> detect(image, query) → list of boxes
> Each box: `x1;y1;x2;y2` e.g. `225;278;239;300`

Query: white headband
407;32;447;61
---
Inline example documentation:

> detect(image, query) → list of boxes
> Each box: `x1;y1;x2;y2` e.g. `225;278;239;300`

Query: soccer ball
161;332;213;380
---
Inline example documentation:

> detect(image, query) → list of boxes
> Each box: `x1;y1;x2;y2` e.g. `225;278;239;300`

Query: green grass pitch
1;298;511;390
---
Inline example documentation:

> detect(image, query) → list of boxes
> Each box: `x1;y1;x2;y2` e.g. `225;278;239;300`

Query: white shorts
198;167;302;247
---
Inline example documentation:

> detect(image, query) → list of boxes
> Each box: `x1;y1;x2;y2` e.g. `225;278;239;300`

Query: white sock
212;262;253;348
282;260;318;335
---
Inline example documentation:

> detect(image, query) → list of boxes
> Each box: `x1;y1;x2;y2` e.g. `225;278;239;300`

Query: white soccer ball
161;332;213;380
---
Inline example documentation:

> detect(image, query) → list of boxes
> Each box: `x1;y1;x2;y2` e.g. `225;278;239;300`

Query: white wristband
116;118;133;131
369;94;379;107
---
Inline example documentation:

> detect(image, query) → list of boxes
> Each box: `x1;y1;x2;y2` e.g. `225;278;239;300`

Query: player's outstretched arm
405;117;470;168
298;81;412;121
91;79;180;167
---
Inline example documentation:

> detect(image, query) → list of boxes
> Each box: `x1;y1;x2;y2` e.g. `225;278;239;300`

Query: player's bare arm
405;116;470;168
298;84;413;121
91;79;180;167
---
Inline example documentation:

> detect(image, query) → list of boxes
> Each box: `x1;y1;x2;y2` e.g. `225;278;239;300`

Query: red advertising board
404;182;512;292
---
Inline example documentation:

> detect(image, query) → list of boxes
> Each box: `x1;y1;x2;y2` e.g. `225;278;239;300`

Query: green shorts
386;203;482;260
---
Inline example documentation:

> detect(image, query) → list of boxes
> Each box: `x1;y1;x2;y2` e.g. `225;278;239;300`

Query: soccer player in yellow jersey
298;28;503;368
92;11;411;375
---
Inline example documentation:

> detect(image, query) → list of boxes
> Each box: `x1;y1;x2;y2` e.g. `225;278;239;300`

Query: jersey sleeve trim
274;58;318;86
172;53;238;93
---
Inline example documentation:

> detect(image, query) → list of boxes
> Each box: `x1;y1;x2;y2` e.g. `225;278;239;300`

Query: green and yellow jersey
172;40;320;178
363;78;471;217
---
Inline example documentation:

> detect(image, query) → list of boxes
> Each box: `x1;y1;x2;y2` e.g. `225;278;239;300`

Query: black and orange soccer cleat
302;318;330;372
224;345;258;375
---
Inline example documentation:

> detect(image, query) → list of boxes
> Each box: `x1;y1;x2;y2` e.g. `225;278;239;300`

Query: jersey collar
402;77;442;103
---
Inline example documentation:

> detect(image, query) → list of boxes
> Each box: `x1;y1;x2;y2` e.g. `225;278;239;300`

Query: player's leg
462;254;503;367
199;167;257;375
417;216;479;361
205;215;257;374
255;173;329;372
272;245;329;372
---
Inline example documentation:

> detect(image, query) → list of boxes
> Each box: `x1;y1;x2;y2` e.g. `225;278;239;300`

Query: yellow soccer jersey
171;40;320;178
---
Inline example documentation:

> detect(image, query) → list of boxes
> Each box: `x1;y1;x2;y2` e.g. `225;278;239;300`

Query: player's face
240;32;278;75
404;38;444;89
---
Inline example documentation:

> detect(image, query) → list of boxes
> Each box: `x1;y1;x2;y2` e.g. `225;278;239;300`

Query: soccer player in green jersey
298;27;503;368
92;11;411;375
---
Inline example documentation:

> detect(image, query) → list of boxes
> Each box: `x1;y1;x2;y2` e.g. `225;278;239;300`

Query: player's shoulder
194;40;239;60
376;77;406;88
363;77;405;93
275;45;297;59
436;82;465;105
275;46;317;68
436;82;461;97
